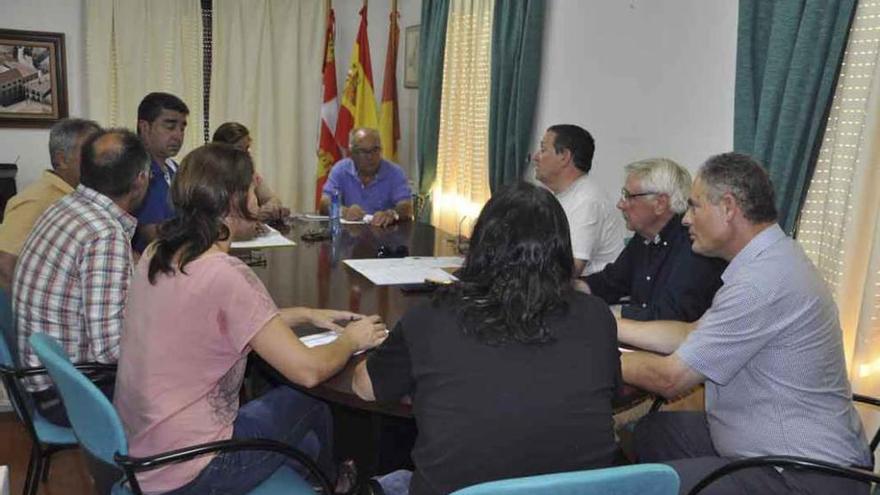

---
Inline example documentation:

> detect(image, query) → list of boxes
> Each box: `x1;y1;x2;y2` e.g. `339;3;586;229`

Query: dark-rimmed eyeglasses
352;146;381;156
620;188;658;202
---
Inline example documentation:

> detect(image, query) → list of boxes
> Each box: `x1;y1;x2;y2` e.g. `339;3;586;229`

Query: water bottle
329;189;341;237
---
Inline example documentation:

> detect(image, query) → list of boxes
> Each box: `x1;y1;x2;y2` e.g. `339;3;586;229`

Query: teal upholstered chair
28;332;331;495
0;288;79;495
451;464;680;495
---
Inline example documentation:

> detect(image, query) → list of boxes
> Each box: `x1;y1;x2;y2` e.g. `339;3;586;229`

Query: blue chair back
451;464;680;495
0;287;16;367
28;333;128;464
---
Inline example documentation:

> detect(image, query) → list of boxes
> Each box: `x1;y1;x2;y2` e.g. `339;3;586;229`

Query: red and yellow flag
316;8;341;208
379;7;400;162
335;6;379;153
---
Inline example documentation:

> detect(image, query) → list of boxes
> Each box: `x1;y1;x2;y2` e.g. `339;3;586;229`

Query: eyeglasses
352;146;381;156
620;188;658;202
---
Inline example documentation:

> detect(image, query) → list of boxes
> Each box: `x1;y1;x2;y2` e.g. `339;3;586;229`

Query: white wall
0;0;86;190
334;0;422;182
532;0;738;191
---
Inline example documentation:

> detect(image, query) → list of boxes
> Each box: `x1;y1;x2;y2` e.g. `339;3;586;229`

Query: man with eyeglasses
581;158;725;322
534;124;624;275
319;127;413;227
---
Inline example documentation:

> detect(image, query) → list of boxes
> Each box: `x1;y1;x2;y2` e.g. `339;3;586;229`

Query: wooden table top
241;219;650;417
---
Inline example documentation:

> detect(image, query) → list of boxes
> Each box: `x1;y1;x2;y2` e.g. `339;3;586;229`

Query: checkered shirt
14;185;137;392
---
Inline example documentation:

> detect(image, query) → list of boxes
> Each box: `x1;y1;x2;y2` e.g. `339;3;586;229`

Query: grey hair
349;127;381;148
698;152;777;223
48;118;101;169
624;158;692;214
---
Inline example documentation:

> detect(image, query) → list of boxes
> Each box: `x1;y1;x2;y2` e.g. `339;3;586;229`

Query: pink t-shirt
114;251;278;493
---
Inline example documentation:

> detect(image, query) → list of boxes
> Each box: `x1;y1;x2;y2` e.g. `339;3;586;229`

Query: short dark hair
80;128;150;198
48;118;101;169
212;122;249;145
547;124;595;174
436;181;574;346
137;92;189;126
699;152;778;223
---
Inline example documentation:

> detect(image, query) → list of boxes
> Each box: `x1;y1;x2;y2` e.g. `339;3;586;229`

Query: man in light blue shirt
319;128;413;227
618;152;872;494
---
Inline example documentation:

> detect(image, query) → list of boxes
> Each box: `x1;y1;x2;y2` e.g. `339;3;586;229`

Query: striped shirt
14;185;137;392
676;224;872;467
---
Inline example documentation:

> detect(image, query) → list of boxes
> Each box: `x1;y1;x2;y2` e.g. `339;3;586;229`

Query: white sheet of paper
343;257;463;285
300;330;367;355
230;225;296;249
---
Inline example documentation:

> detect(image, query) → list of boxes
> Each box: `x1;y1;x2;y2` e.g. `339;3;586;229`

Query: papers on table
230;225;296;249
293;213;365;224
343;256;464;285
300;330;367;355
300;330;340;348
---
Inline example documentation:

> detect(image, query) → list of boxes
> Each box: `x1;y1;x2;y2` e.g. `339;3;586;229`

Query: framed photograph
0;29;68;128
404;25;420;89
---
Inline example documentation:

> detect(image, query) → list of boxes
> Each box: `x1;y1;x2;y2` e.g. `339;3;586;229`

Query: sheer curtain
84;0;204;150
211;0;324;213
431;0;495;235
796;0;880;433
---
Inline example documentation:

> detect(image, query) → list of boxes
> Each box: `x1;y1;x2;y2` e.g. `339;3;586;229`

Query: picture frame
404;25;420;89
0;29;69;128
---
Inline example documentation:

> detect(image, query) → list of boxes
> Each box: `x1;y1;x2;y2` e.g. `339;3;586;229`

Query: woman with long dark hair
334;182;621;495
114;143;388;494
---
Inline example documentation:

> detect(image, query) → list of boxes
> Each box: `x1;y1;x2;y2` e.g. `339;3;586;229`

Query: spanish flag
315;8;341;208
335;6;379;152
379;7;400;162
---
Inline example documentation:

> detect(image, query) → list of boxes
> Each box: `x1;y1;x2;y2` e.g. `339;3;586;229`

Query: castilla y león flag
315;8;342;208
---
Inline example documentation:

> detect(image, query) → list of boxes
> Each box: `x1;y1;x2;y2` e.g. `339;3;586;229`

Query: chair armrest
687;455;880;495
114;438;332;494
2;362;115;379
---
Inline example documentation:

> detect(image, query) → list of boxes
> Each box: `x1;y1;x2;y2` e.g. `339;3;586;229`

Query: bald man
14;128;151;426
319;128;413;227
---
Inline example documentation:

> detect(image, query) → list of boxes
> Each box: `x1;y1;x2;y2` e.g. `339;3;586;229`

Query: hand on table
305;308;365;333
338;314;389;352
258;203;291;223
370;209;398;228
343;205;365;221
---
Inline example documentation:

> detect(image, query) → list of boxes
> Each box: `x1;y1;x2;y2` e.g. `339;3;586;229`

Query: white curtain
797;0;880;439
211;0;325;213
431;0;495;236
84;0;204;150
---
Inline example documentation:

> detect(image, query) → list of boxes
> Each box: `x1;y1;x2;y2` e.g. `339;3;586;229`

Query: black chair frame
687;394;880;495
0;362;115;495
114;438;334;494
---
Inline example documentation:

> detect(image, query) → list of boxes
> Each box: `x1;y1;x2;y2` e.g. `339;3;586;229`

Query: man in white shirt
534;124;625;275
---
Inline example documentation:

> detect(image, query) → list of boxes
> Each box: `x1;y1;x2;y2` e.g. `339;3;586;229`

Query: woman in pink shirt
114;143;388;494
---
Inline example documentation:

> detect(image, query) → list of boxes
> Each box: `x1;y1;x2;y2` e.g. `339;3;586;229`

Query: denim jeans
165;386;336;495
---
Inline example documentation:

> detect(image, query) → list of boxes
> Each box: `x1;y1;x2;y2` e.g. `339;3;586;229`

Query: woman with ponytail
114;143;388;494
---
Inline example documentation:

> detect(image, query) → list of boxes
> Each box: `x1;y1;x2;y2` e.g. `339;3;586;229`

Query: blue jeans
165;386;336;495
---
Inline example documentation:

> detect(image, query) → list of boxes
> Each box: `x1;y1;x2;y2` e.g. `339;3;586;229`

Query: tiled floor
0;413;95;495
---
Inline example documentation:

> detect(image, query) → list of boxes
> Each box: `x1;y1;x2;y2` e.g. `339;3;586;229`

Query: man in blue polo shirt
133;92;189;252
320;128;413;227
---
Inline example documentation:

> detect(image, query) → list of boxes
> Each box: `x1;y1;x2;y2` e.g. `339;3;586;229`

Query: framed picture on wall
0;29;68;128
404;25;420;89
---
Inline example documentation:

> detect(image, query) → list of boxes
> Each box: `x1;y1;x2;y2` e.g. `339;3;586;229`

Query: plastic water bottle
329;189;341;237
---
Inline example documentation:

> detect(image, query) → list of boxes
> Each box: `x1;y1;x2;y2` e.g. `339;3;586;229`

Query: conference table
238;218;652;473
244;218;460;417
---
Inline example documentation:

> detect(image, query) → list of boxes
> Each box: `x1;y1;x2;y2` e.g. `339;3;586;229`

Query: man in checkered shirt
14;128;151;426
